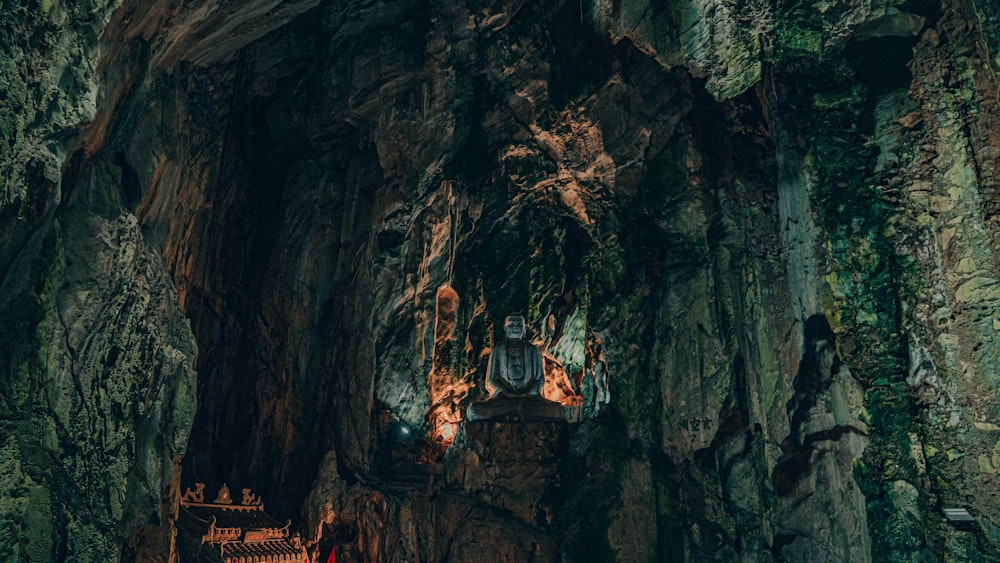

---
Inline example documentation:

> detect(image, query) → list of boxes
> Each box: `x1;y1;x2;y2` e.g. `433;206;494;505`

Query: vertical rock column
428;284;469;443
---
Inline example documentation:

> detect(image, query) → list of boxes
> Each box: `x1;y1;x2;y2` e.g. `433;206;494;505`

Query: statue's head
503;315;526;339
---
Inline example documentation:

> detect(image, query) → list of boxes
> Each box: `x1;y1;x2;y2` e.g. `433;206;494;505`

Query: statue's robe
467;337;562;421
487;337;545;396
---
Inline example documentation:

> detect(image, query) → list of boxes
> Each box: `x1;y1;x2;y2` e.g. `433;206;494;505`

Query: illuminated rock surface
2;0;1000;561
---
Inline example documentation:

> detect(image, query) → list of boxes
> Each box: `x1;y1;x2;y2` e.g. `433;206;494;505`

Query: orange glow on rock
427;285;470;445
437;423;457;442
541;351;583;406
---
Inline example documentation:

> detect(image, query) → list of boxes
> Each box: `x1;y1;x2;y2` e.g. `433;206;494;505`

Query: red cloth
326;546;336;563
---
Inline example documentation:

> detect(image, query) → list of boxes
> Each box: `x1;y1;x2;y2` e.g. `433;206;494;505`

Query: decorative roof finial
214;483;233;504
241;487;262;507
180;483;205;504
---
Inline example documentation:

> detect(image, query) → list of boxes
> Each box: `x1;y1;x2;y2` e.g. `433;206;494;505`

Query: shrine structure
177;482;309;563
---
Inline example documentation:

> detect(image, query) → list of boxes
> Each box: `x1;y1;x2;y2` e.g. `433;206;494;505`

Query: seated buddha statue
466;315;563;421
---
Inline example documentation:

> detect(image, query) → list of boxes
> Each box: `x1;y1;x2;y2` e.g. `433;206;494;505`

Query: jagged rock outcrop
444;420;566;524
3;0;1000;561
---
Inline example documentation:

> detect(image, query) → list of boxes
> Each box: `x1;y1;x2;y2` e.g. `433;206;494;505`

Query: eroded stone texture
445;420;566;524
0;150;197;561
1;1;200;560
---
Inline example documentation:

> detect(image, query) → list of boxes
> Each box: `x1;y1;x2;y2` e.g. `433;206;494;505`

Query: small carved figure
214;483;233;504
241;488;262;506
181;483;205;503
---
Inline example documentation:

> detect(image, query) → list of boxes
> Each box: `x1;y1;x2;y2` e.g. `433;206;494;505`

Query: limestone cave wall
2;0;1000;561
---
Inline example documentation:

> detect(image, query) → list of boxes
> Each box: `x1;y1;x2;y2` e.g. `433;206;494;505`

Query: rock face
3;0;1000;561
445;420;567;526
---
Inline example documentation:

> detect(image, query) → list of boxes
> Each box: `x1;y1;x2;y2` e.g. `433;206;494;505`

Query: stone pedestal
465;395;564;422
444;419;567;526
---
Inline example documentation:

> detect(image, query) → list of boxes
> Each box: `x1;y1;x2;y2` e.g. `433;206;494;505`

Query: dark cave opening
546;0;615;108
446;74;494;190
843;36;919;96
178;67;316;518
170;30;393;520
113;151;141;210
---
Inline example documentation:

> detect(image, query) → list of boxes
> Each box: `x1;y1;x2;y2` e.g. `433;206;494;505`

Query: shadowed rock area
3;0;1000;561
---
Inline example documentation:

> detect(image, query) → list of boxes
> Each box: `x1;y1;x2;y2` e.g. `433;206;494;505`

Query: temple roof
181;504;286;531
179;483;287;534
221;540;307;561
177;483;308;563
